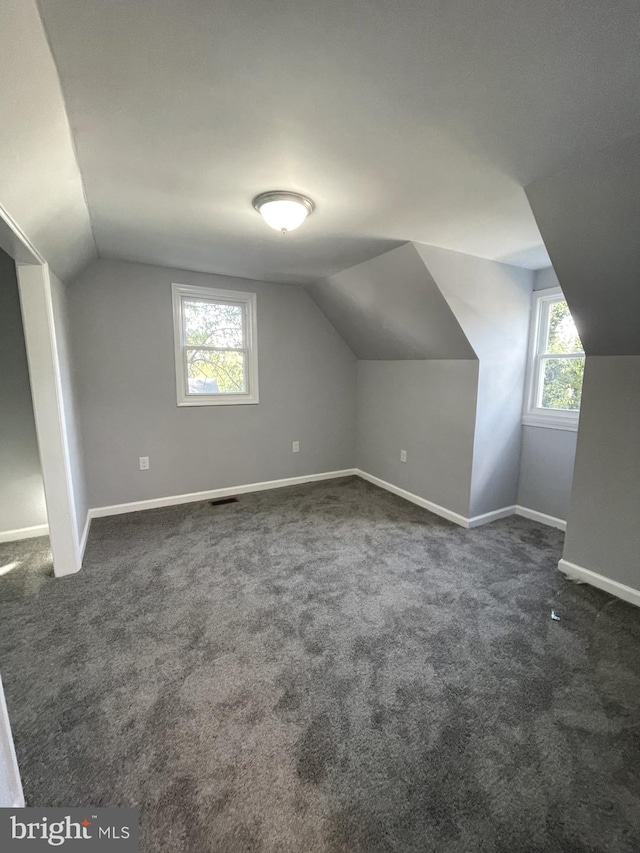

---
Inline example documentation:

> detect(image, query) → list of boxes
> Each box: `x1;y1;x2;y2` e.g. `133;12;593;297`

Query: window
523;287;584;430
172;283;258;406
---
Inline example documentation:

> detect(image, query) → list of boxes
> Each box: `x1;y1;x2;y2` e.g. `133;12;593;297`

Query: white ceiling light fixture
252;191;315;234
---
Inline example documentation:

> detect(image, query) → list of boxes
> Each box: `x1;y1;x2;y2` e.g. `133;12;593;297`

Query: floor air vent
209;497;239;507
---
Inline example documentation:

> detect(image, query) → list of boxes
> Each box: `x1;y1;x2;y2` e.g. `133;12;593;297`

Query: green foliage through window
538;300;584;412
187;350;246;394
540;357;583;410
183;299;247;394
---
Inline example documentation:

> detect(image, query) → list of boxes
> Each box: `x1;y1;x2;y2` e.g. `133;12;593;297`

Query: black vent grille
209;497;239;507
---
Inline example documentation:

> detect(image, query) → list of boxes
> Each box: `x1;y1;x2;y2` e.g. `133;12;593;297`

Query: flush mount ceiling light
252;191;315;234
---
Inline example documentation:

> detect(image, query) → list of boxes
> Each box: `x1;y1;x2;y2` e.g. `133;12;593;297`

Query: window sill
178;395;259;407
522;413;579;432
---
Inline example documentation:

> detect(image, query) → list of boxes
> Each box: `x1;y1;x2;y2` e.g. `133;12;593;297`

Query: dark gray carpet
1;477;639;852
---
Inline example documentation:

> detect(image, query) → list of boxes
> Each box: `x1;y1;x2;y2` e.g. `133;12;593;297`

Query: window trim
172;283;259;407
522;286;582;432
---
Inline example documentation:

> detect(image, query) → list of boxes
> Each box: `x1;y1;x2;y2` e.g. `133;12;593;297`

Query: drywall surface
526;133;640;356
356;360;478;517
534;266;559;291
516;265;577;522
469;359;528;516
49;272;88;542
307;243;475;360
416;244;533;515
0;0;95;282
563;356;640;589
517;426;577;520
0;249;46;533
69;260;357;508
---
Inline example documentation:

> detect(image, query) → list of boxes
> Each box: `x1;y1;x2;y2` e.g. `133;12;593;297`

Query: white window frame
523;286;583;431
172;283;259;407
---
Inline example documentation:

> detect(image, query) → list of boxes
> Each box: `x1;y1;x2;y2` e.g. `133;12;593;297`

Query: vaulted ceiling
306;243;476;360
0;0;95;281
28;0;640;283
527;134;640;356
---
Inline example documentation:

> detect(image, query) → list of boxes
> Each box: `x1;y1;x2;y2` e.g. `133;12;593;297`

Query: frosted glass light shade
253;191;315;233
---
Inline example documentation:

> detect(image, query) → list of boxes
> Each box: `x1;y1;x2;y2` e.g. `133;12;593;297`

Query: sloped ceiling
34;0;640;283
0;0;95;282
415;244;534;361
526;133;640;356
306;243;476;359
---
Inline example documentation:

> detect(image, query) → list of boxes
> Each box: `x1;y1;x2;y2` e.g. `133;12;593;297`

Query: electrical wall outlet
292;441;300;453
400;450;407;463
139;456;150;470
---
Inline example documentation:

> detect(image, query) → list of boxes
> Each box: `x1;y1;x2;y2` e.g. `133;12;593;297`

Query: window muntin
523;287;584;430
172;284;258;406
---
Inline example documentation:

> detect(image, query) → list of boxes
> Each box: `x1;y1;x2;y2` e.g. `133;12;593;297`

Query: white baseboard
356;473;559;531
468;505;517;528
516;505;566;531
558;558;640;608
355;470;471;527
83;469;564;544
89;469;358;520
0;523;49;544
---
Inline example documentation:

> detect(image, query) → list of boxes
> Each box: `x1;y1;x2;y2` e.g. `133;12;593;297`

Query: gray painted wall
534;266;559;292
356;361;478;518
307;243;475;360
470;359;527;516
0;248;47;532
416;244;533;516
563;356;640;589
528;142;640;593
517;427;577;520
516;266;577;521
69;260;357;509
312;241;533;518
50;272;89;541
526;133;640;356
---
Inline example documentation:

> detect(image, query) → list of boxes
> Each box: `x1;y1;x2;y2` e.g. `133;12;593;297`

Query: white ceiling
36;0;640;283
0;0;95;282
